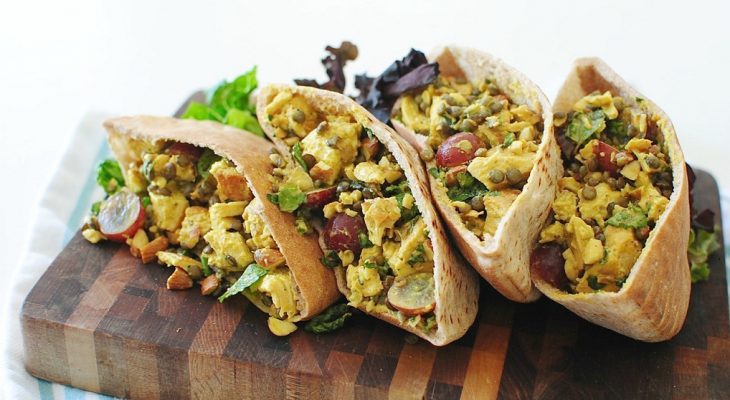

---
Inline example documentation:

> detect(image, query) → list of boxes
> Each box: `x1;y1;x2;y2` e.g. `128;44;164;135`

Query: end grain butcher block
21;166;729;399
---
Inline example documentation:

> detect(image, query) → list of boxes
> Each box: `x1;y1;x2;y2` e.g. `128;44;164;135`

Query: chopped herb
362;126;374;139
395;192;420;223
218;263;268;302
292;142;309;172
502;132;515;148
587;275;605;291
428;167;446;181
447;179;490;202
420;315;437;333
358;232;374;249
304;303;352;334
635;97;645;103
294;217;311;235
90;201;101;215
606;118;628;138
268;183;306;212
456;172;475;188
201;256;212;277
321;251;342;268
615;276;628;288
384;180;409;195
606;204;648;229
141;196;151;208
408;244;426;265
565;109;606;147
688;228;720;283
197;149;222;179
96;159;125;195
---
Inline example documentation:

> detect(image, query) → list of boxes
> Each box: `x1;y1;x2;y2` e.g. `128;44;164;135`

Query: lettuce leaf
196;148;221;179
218;263;268;302
182;66;263;136
688;228;720;283
304;303;352;334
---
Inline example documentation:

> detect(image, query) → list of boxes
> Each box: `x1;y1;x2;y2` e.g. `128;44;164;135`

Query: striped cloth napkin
2;112;729;400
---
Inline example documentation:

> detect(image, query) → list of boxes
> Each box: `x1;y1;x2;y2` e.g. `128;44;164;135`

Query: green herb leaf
358;232;374;249
615;275;628;288
321;251;342;268
196;148;222;179
606;118;628;138
97;159;125;195
395;192;420;223
501;132;515;148
408;244;426;265
587;275;605;291
606;204;648;229
294;217;311;235
292;142;309;172
362;126;374;139
218;263;268;302
141;196;151;208
304;303;352;334
428;167;446;180
688;228;720;283
447;180;489;202
271;183;306;212
201;256;212;277
565;110;606;147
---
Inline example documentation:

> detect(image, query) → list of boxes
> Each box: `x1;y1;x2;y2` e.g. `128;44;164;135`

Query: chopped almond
309;163;335;183
361;137;381;161
445;165;467;187
254;248;286;270
200;275;221;296
140;236;169;264
128;229;149;258
167;267;193;290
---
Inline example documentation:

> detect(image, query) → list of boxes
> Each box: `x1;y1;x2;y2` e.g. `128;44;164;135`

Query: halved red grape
323;213;366;254
305;187;337;208
594;141;619;175
98;189;146;242
435;132;485;168
167;142;203;159
530;244;568;290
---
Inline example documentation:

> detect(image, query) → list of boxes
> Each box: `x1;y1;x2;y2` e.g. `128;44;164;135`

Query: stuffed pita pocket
390;46;561;302
257;85;479;345
84;116;340;336
530;58;691;341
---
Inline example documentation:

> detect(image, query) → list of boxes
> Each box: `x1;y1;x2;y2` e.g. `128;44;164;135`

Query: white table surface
1;0;729;379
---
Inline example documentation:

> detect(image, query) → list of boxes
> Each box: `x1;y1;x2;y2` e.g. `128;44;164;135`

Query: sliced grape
387;272;436;317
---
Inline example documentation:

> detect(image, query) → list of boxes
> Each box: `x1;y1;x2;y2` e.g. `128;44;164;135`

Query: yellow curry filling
83;140;301;335
393;76;543;238
534;92;673;293
265;88;438;332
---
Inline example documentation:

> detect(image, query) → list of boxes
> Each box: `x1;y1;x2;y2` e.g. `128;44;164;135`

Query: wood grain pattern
20;167;729;399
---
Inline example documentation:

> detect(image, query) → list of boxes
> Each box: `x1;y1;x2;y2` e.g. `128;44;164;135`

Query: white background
1;0;729;326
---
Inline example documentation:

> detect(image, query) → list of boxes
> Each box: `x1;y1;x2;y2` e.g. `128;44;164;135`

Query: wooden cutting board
20;146;729;397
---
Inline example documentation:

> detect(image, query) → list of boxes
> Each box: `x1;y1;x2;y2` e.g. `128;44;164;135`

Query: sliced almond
200;274;221;296
140;236;169;264
166;267;193;290
254;248;286;270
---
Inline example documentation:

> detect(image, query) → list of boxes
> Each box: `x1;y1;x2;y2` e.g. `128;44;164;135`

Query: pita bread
103;115;340;320
530;58;691;342
257;85;479;345
391;46;561;302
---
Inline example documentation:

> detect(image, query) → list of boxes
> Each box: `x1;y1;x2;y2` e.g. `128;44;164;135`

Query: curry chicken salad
263;88;440;333
532;91;674;294
83;139;306;336
393;75;543;238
